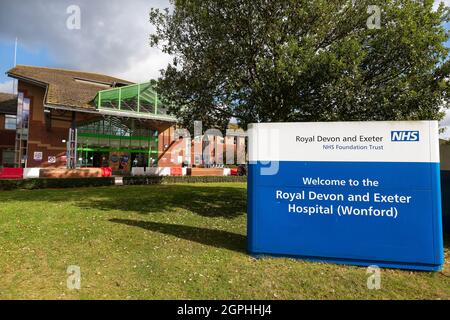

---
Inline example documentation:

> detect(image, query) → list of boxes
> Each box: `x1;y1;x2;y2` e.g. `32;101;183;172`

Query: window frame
4;114;17;130
1;150;15;166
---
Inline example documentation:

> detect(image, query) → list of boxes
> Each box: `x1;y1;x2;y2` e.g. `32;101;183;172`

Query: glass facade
1;150;15;168
76;117;159;170
4;115;17;130
94;82;175;120
14;93;30;168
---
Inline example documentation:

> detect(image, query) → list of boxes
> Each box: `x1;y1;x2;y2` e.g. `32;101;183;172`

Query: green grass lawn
0;182;449;300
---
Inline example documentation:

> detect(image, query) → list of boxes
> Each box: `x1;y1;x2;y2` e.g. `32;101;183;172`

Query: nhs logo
391;131;420;142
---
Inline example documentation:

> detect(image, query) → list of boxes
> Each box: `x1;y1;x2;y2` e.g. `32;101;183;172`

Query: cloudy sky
0;0;171;88
0;0;450;138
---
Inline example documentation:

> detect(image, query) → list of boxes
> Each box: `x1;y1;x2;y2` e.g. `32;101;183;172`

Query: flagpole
13;37;17;94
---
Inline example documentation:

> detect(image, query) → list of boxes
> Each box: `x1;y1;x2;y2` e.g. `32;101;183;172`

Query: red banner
0;168;24;180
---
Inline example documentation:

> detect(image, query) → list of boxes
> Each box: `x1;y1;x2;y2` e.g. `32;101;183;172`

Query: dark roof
0;92;17;115
7;65;133;111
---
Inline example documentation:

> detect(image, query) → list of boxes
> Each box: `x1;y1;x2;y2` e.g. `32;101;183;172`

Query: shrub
0;177;115;191
0;176;246;191
123;176;247;185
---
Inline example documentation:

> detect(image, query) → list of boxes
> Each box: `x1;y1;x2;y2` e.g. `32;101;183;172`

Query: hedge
0;177;115;191
0;176;247;191
123;176;247;185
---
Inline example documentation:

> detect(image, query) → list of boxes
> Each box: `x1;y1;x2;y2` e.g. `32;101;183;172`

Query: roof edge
6;72;49;88
10;64;132;84
44;103;99;114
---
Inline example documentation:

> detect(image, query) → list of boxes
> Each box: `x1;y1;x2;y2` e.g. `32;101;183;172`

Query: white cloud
0;80;14;94
117;49;172;82
0;0;171;82
440;110;450;140
0;0;447;82
440;128;449;140
442;110;450;126
434;0;450;10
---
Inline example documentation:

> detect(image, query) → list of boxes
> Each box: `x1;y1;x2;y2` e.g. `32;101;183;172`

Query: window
74;78;112;89
5;115;16;130
15;93;30;167
2;150;15;167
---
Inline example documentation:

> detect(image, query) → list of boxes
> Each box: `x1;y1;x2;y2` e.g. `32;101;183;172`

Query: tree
150;0;450;130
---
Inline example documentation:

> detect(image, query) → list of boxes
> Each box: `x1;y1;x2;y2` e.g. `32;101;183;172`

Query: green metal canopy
93;82;177;122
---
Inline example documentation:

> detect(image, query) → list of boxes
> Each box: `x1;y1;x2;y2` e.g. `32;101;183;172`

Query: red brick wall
0;130;15;148
18;81;177;169
39;168;105;178
0;113;16;146
0;113;16;167
19;81;95;168
158;126;185;167
157;130;239;168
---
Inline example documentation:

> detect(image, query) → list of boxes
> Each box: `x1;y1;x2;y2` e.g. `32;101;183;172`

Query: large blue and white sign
247;121;444;271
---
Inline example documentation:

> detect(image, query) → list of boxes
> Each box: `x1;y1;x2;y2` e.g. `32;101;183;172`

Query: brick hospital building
0;65;245;175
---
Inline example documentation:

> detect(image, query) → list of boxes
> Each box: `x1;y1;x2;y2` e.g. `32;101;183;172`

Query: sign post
247;121;444;271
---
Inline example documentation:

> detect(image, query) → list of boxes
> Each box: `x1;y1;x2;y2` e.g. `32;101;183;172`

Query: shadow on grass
110;218;247;253
3;184;247;220
4;184;449;252
79;185;247;219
